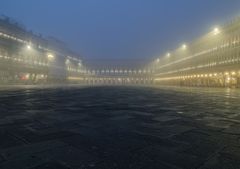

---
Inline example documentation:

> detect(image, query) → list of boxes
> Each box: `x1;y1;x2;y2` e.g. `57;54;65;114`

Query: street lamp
213;27;220;35
166;52;171;58
47;54;54;60
182;44;187;50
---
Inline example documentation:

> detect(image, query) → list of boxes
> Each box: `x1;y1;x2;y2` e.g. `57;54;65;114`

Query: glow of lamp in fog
213;27;220;35
48;54;54;60
182;44;187;50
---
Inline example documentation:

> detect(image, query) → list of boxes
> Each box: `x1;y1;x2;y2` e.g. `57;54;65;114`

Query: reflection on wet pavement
0;85;240;169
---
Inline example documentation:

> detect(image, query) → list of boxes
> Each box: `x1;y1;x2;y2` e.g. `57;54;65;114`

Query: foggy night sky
0;0;240;68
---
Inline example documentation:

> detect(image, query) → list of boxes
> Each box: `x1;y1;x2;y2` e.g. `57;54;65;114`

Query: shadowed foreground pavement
0;86;240;169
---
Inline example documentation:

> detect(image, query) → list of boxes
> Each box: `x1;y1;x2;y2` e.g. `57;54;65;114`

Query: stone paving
0;85;240;169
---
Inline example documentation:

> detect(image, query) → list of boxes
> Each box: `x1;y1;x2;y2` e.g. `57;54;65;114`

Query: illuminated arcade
1;15;240;88
151;17;240;88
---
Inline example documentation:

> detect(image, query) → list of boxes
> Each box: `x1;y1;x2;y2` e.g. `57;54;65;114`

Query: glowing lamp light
213;27;220;35
182;44;187;50
48;54;54;60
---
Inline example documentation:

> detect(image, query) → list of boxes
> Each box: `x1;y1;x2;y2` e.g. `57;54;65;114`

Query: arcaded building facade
0;16;85;84
153;17;240;88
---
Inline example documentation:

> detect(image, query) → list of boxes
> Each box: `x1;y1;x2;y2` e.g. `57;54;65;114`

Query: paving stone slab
0;86;240;168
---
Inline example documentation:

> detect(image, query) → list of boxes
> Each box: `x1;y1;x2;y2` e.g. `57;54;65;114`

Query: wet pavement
0;85;240;169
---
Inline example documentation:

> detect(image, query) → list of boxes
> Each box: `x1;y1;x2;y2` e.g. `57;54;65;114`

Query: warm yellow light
27;45;31;50
182;44;187;49
48;54;54;60
167;53;171;57
68;77;84;80
26;74;30;79
231;71;236;75
213;27;220;35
